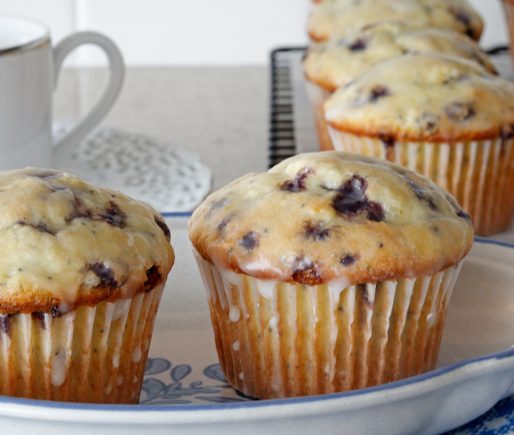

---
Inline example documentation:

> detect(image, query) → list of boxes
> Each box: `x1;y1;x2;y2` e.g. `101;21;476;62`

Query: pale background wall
0;0;509;66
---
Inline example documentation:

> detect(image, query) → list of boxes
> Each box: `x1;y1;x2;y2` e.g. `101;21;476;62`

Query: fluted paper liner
196;253;462;399
305;81;334;152
328;128;514;236
0;283;164;403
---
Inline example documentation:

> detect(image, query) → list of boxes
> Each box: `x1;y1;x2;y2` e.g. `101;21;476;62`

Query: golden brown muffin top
324;54;514;142
307;0;483;42
189;152;473;286
0;168;174;314
304;21;495;92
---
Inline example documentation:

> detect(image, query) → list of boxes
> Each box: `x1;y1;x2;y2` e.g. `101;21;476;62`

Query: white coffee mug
0;15;125;170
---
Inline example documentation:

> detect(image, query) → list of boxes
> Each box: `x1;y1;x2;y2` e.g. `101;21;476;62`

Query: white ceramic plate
0;216;513;435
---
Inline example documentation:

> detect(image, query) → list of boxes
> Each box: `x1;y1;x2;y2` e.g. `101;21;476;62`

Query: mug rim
0;14;50;56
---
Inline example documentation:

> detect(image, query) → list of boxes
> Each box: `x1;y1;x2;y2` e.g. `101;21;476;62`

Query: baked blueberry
99;201;127;228
332;175;385;222
240;231;259;250
347;38;367;52
154;215;171;241
445;102;476;122
369;85;390;102
304;221;330;240
87;262;118;288
340;254;357;266
280;167;314;192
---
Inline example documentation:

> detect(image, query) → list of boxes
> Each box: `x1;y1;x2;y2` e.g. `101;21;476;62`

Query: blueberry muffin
324;53;514;236
304;21;495;151
189;152;473;399
0;168;174;403
308;0;484;43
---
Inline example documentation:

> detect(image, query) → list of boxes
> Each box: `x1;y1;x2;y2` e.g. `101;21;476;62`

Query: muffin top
324;54;514;142
0;168;174;314
304;21;495;92
308;0;483;42
189;152;473;286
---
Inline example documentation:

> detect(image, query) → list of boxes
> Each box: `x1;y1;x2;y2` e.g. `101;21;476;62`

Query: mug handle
52;31;125;149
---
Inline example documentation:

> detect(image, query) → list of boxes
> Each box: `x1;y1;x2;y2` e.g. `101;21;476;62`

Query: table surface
55;66;269;191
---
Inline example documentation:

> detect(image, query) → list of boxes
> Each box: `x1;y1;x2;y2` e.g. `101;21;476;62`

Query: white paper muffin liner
0;283;164;403
328;128;514;236
195;253;463;399
305;80;334;151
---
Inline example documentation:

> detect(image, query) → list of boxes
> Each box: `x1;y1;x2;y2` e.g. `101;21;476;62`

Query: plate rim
0;236;512;420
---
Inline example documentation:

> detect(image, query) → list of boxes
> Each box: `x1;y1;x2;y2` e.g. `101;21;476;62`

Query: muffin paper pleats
195;253;462;399
0;283;164;403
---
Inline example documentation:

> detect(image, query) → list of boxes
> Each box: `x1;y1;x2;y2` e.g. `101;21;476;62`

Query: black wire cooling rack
268;45;511;168
268;46;307;168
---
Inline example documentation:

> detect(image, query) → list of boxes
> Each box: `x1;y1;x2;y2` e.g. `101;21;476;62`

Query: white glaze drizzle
229;306;241;322
51;350;68;387
255;279;277;300
132;345;142;363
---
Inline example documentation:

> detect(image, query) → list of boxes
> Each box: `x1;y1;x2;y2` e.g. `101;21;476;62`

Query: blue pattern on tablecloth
446;395;514;434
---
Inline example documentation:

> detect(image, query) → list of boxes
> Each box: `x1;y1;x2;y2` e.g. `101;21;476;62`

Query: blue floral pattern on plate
141;357;247;405
142;357;513;433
